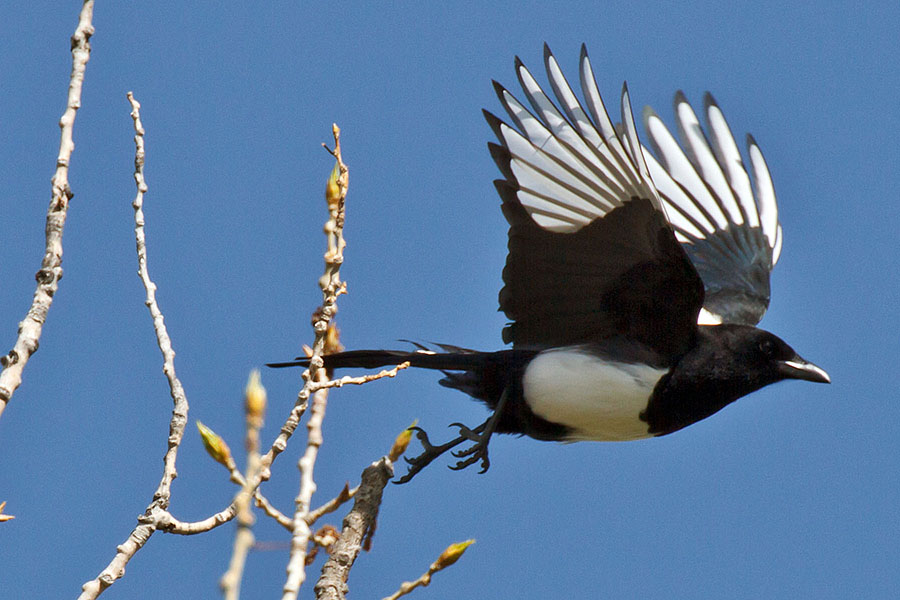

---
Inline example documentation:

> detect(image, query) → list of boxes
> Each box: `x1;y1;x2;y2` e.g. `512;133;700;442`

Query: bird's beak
779;357;831;384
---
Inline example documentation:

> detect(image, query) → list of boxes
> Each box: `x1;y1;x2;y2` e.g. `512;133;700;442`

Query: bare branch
82;115;355;596
220;371;267;600
380;539;476;600
315;458;394;600
308;362;410;392
79;90;192;599
213;447;291;530
114;135;353;542
126;91;192;512
155;509;238;535
255;489;293;530
305;482;358;527
256;480;358;532
220;526;254;600
282;124;350;600
283;376;329;597
0;501;15;522
0;0;94;419
78;522;156;599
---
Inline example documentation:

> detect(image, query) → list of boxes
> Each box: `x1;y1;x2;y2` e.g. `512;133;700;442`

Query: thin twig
255;489;293;530
127;90;192;508
203;358;388;537
308;362;410;392
204;446;291;530
254;480;359;532
380;539;476;600
200;396;317;538
282;124;350;600
0;0;94;420
126;92;191;512
220;371;267;600
220;523;254;600
314;458;394;600
129;341;315;542
254;477;358;532
287;379;328;571
305;482;358;527
78;90;190;599
81;93;357;600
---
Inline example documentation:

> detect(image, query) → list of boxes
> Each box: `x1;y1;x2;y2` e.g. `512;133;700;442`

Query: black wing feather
642;92;781;325
487;47;705;361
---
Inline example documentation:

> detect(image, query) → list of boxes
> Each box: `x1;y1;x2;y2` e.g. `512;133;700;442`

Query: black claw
391;389;509;484
396;426;469;484
449;422;483;441
449;437;491;472
398;449;439;483
449;456;476;471
451;444;480;458
395;461;427;484
406;426;439;454
451;450;490;472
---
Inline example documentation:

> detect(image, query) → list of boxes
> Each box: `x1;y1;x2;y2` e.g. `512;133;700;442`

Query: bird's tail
266;346;489;372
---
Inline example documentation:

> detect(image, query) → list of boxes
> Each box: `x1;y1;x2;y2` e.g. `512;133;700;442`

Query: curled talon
450;451;490;473
448;422;486;441
396;424;472;483
449;433;493;472
406;427;437;453
449;457;476;471
395;388;510;483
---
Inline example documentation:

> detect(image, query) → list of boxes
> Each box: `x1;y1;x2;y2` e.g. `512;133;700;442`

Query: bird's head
708;325;830;388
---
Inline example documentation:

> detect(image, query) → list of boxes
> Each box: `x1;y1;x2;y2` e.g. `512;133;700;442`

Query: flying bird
270;45;829;483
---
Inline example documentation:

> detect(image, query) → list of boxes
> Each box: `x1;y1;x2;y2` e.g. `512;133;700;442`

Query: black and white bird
270;45;829;483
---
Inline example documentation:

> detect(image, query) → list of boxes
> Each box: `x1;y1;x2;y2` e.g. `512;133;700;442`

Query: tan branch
305;482;358;527
78;90;191;599
282;124;350;600
309;362;410;392
255;489;293;530
314;458;394;600
85;119;353;597
126;91;192;512
284;380;329;597
105;125;353;549
220;371;267;600
220;526;254;600
381;539;476;600
0;0;94;419
256;480;358;532
77;522;156;599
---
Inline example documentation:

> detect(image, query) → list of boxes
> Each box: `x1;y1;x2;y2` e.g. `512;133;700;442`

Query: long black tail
266;348;491;372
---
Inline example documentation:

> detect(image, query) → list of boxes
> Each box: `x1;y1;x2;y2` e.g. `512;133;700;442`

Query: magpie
269;44;829;483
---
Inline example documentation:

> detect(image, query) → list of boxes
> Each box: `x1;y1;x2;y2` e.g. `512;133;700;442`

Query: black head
700;324;830;390
642;325;828;436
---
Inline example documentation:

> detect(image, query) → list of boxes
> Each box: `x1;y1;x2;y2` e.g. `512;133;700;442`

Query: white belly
522;348;668;441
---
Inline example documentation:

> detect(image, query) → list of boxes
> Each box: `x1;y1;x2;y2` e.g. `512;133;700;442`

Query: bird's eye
758;339;776;356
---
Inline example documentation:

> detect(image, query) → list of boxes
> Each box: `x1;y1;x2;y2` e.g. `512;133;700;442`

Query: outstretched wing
642;93;781;325
485;44;705;361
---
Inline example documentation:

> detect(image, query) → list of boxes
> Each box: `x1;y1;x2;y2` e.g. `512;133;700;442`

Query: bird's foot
394;387;510;484
394;426;466;484
448;422;492;473
394;421;488;484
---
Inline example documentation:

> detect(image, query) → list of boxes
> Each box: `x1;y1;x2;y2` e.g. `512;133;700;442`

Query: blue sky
2;2;898;598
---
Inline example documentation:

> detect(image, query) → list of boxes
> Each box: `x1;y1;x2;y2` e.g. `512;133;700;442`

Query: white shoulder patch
697;307;723;325
522;348;667;441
